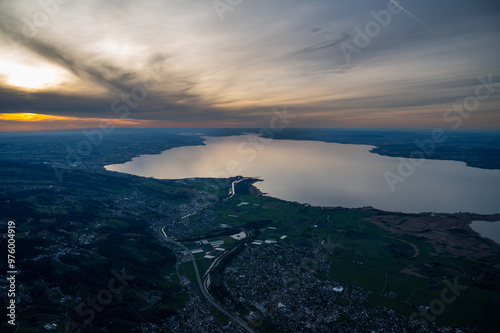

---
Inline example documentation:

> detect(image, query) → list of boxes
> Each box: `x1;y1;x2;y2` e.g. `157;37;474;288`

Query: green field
201;191;500;332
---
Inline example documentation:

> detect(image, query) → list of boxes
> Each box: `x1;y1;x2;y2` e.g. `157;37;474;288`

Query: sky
0;0;499;131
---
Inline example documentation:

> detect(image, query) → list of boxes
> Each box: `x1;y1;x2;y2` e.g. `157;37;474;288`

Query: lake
470;221;500;245
105;134;500;214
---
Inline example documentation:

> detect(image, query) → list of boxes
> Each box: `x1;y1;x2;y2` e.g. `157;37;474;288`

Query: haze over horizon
1;0;499;131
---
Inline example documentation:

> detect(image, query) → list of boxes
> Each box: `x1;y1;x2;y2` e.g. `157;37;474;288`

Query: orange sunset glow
0;113;70;122
1;1;500;332
0;0;499;131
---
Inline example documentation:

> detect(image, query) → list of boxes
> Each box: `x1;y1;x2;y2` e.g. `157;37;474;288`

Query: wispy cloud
0;0;499;129
291;33;350;56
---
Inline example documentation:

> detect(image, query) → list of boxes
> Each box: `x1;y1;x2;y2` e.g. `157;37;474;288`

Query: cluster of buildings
220;242;477;333
162;202;219;239
141;291;246;332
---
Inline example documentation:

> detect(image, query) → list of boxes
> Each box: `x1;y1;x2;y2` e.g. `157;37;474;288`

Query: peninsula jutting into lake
1;0;500;331
2;128;500;332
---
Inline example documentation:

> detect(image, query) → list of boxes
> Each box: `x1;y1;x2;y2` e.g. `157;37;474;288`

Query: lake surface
470;221;500;245
105;135;500;214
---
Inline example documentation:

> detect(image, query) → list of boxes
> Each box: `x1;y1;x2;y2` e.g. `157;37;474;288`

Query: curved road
159;177;255;333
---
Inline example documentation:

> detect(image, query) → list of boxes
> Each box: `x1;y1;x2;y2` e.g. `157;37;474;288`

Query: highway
158;177;255;333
